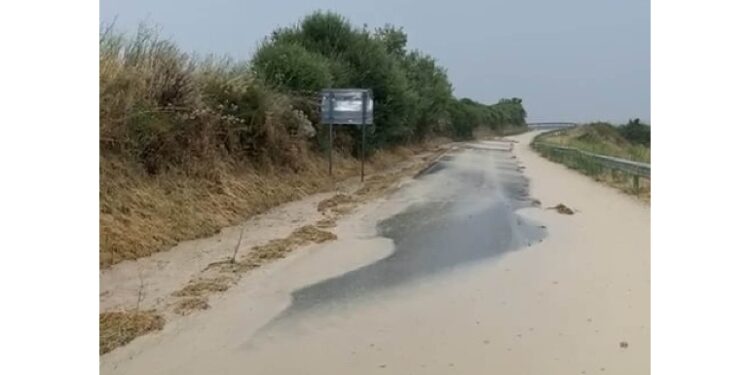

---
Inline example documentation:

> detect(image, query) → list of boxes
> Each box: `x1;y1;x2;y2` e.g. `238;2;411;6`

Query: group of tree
252;11;527;149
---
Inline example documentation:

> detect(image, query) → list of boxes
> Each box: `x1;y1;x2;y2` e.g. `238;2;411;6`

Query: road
101;132;650;374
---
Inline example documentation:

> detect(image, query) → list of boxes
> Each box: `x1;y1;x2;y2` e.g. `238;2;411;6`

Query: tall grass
100;24;314;176
538;123;650;162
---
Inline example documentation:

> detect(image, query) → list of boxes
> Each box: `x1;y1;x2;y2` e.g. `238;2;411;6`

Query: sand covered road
101;132;649;374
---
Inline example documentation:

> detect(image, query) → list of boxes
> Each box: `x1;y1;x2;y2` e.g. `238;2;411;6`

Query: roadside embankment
101;141;445;267
532;124;651;200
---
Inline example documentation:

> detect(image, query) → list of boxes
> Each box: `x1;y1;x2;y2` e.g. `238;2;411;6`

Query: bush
618;118;650;146
400;51;453;139
100;25;309;174
251;11;527;149
252;42;333;92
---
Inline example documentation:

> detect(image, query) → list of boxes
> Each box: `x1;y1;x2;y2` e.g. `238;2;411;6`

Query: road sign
321;89;373;125
320;89;374;181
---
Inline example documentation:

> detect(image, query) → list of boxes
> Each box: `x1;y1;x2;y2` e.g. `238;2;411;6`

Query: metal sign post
326;92;334;176
360;91;368;182
320;89;374;182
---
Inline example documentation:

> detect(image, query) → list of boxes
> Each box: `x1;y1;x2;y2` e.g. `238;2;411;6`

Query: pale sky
100;0;650;124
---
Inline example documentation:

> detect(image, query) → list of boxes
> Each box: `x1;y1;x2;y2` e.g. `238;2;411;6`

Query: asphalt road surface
269;141;546;324
101;135;650;375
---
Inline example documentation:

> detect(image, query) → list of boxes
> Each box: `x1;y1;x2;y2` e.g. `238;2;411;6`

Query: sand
100;131;649;374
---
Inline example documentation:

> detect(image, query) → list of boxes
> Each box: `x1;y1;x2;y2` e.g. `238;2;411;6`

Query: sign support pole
360;91;368;182
327;93;334;176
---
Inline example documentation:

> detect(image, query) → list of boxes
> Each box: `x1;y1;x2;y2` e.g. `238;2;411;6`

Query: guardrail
532;141;650;191
527;122;578;130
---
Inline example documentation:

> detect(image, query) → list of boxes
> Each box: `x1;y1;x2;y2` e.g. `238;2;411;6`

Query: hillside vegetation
537;121;650;162
534;121;651;200
100;12;528;267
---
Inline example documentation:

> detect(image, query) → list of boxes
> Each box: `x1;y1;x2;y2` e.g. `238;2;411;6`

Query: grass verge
536;123;649;162
533;125;651;201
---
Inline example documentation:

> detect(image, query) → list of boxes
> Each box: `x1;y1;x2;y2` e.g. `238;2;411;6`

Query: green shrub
400;51;453;139
252;42;333;92
248;11;528;147
618;118;650;146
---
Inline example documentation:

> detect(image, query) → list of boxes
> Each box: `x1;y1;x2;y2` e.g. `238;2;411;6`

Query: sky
100;0;650;124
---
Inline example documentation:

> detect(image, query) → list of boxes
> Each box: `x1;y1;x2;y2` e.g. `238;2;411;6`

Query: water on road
274;140;546;320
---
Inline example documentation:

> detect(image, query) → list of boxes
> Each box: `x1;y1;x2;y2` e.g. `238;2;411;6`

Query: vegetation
100;13;527;266
533;122;651;199
251;12;527;147
618;118;650;147
536;122;650;162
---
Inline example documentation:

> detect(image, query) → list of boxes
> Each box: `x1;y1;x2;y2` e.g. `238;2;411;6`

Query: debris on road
173;297;210;315
100;310;165;355
317;194;355;212
315;217;337;228
173;277;233;297
549;203;575;215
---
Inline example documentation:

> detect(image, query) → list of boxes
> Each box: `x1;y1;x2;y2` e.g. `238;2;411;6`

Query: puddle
268;144;547;320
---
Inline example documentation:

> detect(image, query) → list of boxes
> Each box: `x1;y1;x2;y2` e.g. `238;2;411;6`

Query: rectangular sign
321;89;374;125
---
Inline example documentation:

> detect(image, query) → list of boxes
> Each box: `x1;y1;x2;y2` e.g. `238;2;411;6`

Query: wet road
102;135;650;375
275;140;546;320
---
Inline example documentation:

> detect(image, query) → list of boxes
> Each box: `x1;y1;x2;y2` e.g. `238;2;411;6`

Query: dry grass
293;225;338;243
172;277;234;297
539;124;650;162
173;297;210;315
317;194;355;212
354;171;401;197
100;141;441;268
100;310;165;355
248;225;337;261
102;152;373;267
315;217;337;228
204;258;261;274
